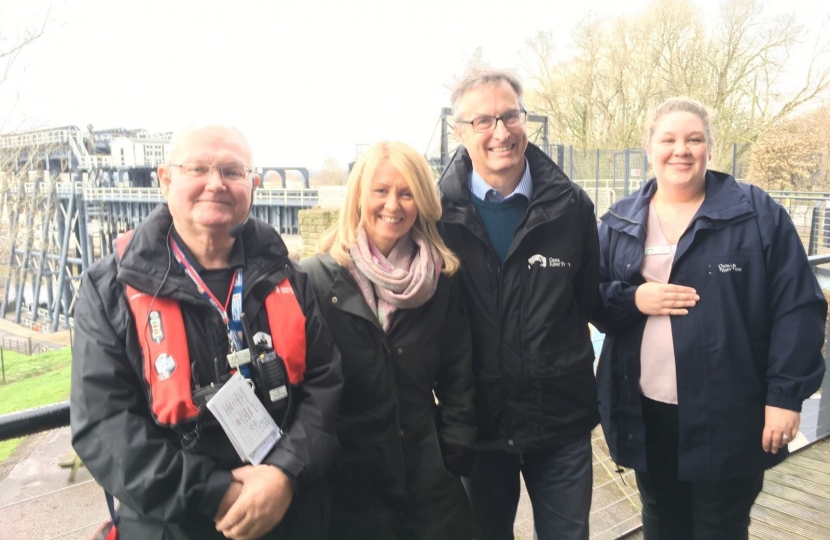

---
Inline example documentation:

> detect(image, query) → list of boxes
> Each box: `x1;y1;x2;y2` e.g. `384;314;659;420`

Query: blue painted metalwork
1;181;319;333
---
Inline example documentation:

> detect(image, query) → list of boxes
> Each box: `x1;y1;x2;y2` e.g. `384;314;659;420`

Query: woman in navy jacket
594;98;826;540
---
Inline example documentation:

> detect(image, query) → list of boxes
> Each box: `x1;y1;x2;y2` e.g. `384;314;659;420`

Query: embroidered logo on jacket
718;263;742;273
528;254;547;268
528;254;571;269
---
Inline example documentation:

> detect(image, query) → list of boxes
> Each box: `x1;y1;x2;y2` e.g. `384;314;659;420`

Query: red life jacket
115;230;307;428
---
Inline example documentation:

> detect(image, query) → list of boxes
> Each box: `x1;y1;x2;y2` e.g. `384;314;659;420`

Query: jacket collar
439;143;572;207
314;255;383;331
599;181;654;243
601;170;755;239
117;204;291;301
695;170;755;224
438;144;578;265
439;143;576;257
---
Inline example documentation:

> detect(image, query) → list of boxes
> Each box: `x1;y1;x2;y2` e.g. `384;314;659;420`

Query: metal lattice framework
1;180;319;332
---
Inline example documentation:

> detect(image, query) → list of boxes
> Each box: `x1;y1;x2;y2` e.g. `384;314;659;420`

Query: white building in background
109;135;171;168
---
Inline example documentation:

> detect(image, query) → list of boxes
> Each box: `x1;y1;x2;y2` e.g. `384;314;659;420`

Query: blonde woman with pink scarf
301;141;477;540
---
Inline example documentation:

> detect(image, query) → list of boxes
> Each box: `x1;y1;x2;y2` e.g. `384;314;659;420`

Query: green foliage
0;437;22;462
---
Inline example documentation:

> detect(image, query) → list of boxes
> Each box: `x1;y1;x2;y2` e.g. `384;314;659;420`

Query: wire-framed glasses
169;162;253;182
456;109;527;133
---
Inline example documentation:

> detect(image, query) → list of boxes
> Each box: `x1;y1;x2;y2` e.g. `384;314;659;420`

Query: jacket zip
606;209;647;235
500;189;576;445
450;188;579;446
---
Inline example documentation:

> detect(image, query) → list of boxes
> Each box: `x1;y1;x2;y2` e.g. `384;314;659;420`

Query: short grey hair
645;98;715;148
450;66;526;118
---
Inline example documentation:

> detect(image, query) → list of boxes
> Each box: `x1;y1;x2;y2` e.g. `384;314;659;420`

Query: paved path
0;317;72;349
0;318;93;539
0;427;109;540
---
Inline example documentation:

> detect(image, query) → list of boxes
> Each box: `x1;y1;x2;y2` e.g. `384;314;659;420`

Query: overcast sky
1;0;826;170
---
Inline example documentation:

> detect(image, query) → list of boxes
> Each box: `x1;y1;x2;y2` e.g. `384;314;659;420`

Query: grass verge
0;348;71;462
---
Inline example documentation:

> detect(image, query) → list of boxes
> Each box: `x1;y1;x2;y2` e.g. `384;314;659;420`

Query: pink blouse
639;203;678;404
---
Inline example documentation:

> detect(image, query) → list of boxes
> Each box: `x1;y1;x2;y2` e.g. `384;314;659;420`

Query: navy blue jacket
594;171;826;481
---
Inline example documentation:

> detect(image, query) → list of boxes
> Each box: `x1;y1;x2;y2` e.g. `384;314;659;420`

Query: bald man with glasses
71;125;342;540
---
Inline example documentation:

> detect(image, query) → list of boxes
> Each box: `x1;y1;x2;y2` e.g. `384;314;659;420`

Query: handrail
808;253;830;266
0;401;69;441
21;183;320;202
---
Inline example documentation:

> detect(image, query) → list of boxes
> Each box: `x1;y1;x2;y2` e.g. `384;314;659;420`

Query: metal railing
20;182;321;207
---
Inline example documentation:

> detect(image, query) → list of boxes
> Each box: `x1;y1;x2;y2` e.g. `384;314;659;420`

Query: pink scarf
349;227;442;332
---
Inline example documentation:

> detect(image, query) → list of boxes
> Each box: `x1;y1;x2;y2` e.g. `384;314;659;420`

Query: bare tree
0;6;59;317
1;5;50;129
748;105;830;191
445;46;489;94
523;0;830;173
311;157;347;187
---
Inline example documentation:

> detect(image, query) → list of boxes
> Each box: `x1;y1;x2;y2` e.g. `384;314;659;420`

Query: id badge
644;246;674;256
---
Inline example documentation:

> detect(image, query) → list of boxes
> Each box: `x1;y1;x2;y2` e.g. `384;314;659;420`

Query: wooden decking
620;439;830;539
749;439;830;539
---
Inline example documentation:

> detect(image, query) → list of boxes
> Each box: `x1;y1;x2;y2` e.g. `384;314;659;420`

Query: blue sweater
470;192;528;263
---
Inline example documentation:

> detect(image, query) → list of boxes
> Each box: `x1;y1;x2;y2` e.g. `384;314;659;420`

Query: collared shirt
469;158;533;203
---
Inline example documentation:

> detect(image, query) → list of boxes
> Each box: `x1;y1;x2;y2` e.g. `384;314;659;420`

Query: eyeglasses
169;162;253;182
456;109;527;133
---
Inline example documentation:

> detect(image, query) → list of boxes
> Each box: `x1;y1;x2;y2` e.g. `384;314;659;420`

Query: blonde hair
317;141;459;275
645;97;715;148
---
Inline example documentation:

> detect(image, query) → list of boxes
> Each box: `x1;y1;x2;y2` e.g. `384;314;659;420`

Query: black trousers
635;396;763;540
462;435;592;540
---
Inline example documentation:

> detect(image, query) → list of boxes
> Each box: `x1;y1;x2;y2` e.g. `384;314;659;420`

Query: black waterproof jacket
594;172;827;480
71;205;343;539
437;143;600;453
301;254;477;540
